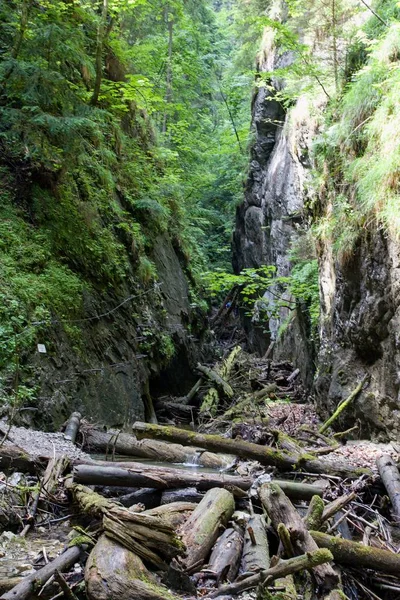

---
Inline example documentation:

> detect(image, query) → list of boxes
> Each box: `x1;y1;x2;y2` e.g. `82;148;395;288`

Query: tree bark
132;422;368;478
86;535;180;600
0;446;45;474
319;374;369;434
83;427;233;469
240;514;270;574
206;549;334;598
377;454;400;524
311;530;400;576
201;528;243;585
178;488;235;573
64;412;81;444
196;364;234;398
143;502;196;528
73;462;253;493
259;483;338;589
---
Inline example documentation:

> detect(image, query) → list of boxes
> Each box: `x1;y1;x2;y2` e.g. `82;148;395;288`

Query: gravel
1;421;89;461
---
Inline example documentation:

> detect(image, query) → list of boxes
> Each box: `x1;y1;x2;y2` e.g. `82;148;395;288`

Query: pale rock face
234;32;400;439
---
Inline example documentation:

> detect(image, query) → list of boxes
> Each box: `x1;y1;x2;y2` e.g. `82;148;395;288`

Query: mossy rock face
85;535;178;600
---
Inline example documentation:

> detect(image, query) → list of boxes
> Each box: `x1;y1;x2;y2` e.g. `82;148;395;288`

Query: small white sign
37;344;47;354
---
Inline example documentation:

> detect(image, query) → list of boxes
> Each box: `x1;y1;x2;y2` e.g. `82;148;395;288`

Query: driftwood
240;514;270;574
200;528;243;585
304;495;325;531
311;530;400;576
132;422;368;478
322;491;356;523
67;479;183;569
259;483;338;589
86;535;179;600
161;488;204;505
73;462;253;493
377;454;400;523
178;488;235;573
143;502;196;528
0;446;45;474
319;374;370;434
206;549;334;598
83;427;233;469
196;364;234;398
64;412;81;444
1;545;83;600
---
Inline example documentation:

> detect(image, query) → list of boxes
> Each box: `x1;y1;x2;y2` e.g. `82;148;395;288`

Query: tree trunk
377;454;400;524
73;462;253;493
196;364;234;398
311;530;400;576
86;535;180;600
178;488;235;573
162;8;173;134
143;502;196;528
64;412;81;444
206;549;334;598
1;546;83;600
259;483;338;590
83;427;233;469
241;514;270;574
0;446;45;474
132;422;368;478
200;528;243;586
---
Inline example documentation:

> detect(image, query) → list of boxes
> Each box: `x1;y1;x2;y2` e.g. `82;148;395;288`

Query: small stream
90;454;222;474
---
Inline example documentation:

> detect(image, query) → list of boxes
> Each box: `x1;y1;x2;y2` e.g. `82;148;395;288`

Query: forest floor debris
1;348;400;600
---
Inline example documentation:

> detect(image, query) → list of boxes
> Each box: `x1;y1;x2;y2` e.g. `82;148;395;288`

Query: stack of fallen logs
1;421;400;600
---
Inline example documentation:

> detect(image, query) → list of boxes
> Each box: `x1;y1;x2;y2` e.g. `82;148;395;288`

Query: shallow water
90;454;221;473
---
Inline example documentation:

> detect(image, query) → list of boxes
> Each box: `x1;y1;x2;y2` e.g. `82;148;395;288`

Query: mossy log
304;495;325;531
143;502;197;528
66;479;183;569
259;483;338;589
0;446;45;474
196;364;234;398
178;488;235;573
206;549;334;598
132;422;369;478
377;454;400;523
319;374;369;434
85;535;180;600
83;427;233;469
1;545;83;600
73;463;253;493
200;528;243;586
310;530;400;575
241;514;270;574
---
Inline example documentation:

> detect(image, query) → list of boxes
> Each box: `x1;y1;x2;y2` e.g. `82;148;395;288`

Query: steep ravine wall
233;32;316;388
24;237;207;432
234;31;400;439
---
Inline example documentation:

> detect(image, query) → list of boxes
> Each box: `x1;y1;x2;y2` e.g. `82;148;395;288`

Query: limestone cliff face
30;236;207;431
234;28;400;439
315;228;400;439
233;32;315;387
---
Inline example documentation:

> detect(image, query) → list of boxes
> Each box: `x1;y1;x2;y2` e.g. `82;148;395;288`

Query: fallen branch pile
1;350;400;600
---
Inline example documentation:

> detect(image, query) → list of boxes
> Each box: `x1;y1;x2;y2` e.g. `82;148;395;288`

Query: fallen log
304;495;325;531
161;488;204;505
82;427;233;469
143;502;196;528
132;422;369;478
310;530;400;576
64;412;81;444
319;374;370;434
377;454;400;524
200;528;243;586
86;535;180;600
259;483;338;589
0;446;45;474
1;545;84;600
67;479;183;569
196;364;234;398
240;514;270;574
73;463;253;493
322;492;356;523
206;548;334;598
178;488;235;573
